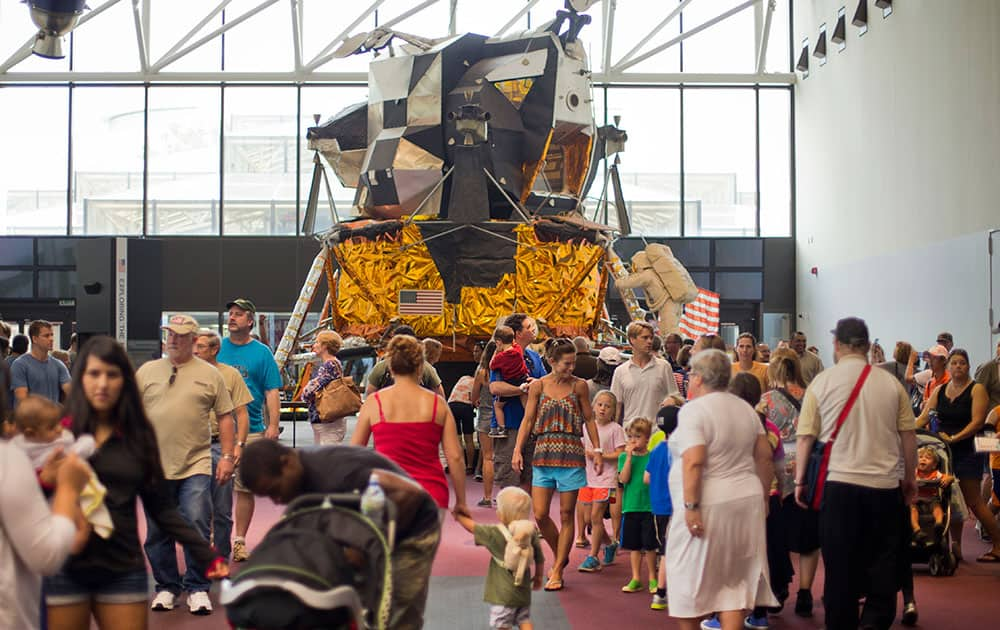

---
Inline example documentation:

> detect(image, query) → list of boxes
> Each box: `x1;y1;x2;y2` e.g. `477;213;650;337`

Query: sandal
574;540;588;548
543;576;564;591
976;551;1000;563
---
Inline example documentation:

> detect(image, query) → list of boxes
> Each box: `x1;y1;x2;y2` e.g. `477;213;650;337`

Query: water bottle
928;410;940;434
360;472;386;524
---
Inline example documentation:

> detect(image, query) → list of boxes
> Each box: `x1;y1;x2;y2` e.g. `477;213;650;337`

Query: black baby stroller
221;493;396;629
910;430;958;577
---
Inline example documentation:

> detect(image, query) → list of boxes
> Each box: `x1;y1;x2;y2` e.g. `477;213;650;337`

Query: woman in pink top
352;335;468;512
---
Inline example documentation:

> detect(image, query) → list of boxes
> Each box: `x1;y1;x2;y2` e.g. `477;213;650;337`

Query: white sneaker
187;591;213;615
150;591;175;611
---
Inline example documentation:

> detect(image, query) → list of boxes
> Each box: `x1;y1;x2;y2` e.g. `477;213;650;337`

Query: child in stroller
911;446;954;546
909;432;958;576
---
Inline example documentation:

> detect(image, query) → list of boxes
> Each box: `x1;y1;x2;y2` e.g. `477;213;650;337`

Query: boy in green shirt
453;486;544;629
618;417;658;594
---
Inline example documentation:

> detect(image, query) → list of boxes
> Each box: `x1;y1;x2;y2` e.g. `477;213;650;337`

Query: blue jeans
143;474;212;594
210;441;233;559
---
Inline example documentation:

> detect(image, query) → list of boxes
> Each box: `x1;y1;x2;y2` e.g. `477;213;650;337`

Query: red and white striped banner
679;288;720;339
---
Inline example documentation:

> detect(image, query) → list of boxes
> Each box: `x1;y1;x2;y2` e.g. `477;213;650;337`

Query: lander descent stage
290;1;648;362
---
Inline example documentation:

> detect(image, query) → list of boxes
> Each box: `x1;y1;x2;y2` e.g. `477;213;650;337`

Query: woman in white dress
665;349;777;629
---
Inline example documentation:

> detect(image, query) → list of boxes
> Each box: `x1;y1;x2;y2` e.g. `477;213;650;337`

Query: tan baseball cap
162;313;200;335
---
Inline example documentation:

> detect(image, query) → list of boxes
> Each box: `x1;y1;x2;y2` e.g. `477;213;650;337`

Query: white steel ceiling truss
0;0;793;85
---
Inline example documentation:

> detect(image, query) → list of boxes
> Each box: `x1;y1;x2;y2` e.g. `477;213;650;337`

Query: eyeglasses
169;365;177;387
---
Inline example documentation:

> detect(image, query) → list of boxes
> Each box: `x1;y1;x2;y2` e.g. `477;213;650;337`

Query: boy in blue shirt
644;405;679;611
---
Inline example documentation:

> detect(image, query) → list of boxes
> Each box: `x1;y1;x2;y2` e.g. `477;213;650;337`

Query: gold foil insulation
330;222;606;341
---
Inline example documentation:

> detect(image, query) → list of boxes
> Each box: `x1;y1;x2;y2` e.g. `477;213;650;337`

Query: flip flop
976;551;1000;563
574;540;588;548
544;576;564;591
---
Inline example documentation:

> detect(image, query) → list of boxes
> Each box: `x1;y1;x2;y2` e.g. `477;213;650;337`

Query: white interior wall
794;0;1000;366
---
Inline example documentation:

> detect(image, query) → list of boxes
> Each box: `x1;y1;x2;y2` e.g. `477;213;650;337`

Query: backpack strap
490;523;513;569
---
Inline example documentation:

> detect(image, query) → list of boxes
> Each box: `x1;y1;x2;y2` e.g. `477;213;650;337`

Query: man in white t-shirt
611;321;678;424
795;316;916;630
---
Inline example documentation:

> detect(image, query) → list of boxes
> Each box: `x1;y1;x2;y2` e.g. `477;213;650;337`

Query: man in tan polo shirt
792;331;825;385
194;330;253;562
138;313;235;616
795;316;916;630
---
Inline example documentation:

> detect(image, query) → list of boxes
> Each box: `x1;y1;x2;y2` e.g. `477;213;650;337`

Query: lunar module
276;1;646;367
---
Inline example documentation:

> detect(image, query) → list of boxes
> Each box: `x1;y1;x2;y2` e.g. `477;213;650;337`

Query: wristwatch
593;448;603;454
237;441;247;448
221;454;234;461
684;501;700;510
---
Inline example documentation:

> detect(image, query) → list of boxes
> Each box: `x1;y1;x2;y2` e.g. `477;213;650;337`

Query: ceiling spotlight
25;0;88;59
831;9;847;47
852;0;868;34
874;0;891;8
796;38;809;76
813;27;827;63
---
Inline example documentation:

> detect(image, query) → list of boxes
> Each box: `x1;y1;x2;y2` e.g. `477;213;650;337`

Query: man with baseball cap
216;298;282;562
795;316;917;630
138;313;235;615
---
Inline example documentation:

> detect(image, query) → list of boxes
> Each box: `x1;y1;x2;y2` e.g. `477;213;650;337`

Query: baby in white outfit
12;395;114;539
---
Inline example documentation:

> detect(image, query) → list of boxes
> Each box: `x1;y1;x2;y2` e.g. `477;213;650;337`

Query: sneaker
744;613;769;629
650;594;668;610
578;555;602;572
648;578;658;593
477;497;493;507
700;615;721;630
794;589;813;617
621;579;643;593
187;591;213;615
901;601;918;626
232;538;249;562
150;591;175;612
474;473;484;482
602;542;618;565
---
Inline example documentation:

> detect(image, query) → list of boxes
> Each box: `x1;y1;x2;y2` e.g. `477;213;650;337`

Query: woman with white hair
665;349;777;630
302;330;348;445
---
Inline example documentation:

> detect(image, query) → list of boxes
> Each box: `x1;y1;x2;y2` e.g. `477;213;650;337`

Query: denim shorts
45;567;150;605
532;465;587;492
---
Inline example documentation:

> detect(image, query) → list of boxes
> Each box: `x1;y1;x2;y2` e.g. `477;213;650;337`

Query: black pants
819;481;903;630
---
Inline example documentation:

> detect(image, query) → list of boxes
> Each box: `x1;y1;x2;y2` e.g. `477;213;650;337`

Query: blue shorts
44;568;150;605
532;465;587;492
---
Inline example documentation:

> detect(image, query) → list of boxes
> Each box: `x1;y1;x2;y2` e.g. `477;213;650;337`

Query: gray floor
424;576;572;629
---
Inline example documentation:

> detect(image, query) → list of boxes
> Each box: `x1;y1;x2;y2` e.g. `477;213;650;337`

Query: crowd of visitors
3;308;1000;630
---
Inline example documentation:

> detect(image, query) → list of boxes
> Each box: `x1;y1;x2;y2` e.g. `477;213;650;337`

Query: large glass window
605;87;681;236
0;87;69;235
604;1;680;73
223;86;297;235
146;87;221;235
222;0;293;72
299;86;369;234
683;89;756;237
681;1;756;73
70;1;140;72
759;89;792;237
147;0;222;72
72;87;145;235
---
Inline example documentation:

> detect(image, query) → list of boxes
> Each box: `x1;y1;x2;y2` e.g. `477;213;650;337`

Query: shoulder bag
802;364;871;511
315;376;363;422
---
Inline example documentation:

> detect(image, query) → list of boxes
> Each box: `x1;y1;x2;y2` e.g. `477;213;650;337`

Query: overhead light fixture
852;0;868;35
876;0;892;17
832;8;847;51
26;0;88;59
796;38;809;77
813;25;827;64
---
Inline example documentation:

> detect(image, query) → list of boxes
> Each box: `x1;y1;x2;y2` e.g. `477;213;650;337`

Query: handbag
801;364;871;511
315;376;363;422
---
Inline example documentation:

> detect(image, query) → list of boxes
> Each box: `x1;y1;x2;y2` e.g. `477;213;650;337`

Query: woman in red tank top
352;335;468;513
